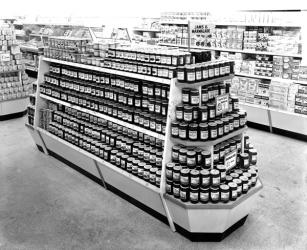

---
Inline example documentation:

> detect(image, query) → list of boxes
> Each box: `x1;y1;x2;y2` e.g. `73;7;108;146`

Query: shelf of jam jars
170;126;247;147
176;74;234;88
40;94;166;141
37;127;161;193
43;58;172;85
164;178;262;209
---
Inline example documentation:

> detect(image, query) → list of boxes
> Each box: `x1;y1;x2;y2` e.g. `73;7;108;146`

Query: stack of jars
47;105;164;187
165;135;258;204
171;84;246;141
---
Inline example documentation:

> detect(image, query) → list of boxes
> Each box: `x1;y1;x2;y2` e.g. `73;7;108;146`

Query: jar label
190;192;198;201
191;96;200;105
179;155;186;164
243;183;248;191
196;71;202;80
252;155;257;162
225;66;230;74
150;174;155;181
205;158;211;166
211;129;217;138
176;110;183;120
187;72;195;82
191;177;200;185
224;125;229;133
173;187;180;196
184;113;192;121
189;131;198;140
231;190;237;199
221;171;226;180
202;93;209;102
201;112;208;121
200;192;209;201
200;130;209;141
221;192;229;201
173;172;180;181
237;185;242;194
166;183;172;193
218;127;223;136
234;120;239;128
211;192;219;201
180;176;189;185
220;66;225;75
240;118;244;126
210;109;215;118
209;69;214;77
166;169;173;178
202;70;209;79
171;127;179;136
214;68;219;76
172;152;179;160
177;72;184;80
179;129;187;138
229;123;234;130
202;177;210;186
180;191;187;200
214;153;219;161
182;94;189;103
212;177;220;185
244;159;249;166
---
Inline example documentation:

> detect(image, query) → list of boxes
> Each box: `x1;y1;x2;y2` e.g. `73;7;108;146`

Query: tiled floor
0;116;306;250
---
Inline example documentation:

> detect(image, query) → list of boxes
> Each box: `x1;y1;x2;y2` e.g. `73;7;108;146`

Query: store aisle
0;117;306;250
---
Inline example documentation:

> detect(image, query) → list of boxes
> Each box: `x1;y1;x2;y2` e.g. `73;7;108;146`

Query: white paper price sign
216;93;229;116
224;149;237;172
0;53;10;62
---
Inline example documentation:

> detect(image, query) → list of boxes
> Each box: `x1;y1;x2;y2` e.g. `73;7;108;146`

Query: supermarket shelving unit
159;10;307;140
26;56;262;241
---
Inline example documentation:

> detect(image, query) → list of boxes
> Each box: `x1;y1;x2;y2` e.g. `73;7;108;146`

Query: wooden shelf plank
171;126;247;147
176;75;234;88
37;127;160;193
43;57;171;85
40;94;165;140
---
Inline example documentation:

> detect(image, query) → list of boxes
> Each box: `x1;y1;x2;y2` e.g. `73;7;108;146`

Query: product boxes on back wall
0;22;31;102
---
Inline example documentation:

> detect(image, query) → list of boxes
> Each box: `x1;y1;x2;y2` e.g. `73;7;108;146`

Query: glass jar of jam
166;162;175;180
210;187;220;203
199;123;209;141
201;150;211;169
186;65;196;83
182;88;190;104
171;121;179;138
180;168;190;186
208;64;214;79
188;123;198;141
208;103;216;120
220;184;230;203
173;165;182;183
166;179;173;194
172;145;180;162
233;113;240;130
217;164;226;182
210;169;220;187
190;89;200;106
179;122;188;140
201;64;209;80
177;66;185;82
187;151;197;168
232;97;239;111
201;87;209;104
249;149;257;165
179;148;188;165
199;106;208;122
240;176;249;194
176;105;184;121
209;122;218;140
222;117;229;134
149;167;157;185
240;153;250;169
190;169;200;188
216;120;224;138
228;182;238;201
173;182;180;198
183;106;193;122
195;65;202;82
200;169;210;187
190;187;199;204
200;187;209;203
228;116;234;132
233;178;242;196
180;185;189;202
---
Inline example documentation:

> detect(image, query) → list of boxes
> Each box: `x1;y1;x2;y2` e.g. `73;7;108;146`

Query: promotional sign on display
224;149;237;172
216;93;229;116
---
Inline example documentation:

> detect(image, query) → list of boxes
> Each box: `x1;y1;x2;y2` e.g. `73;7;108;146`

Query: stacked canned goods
47;105;164;187
165;135;258;204
171;84;246;141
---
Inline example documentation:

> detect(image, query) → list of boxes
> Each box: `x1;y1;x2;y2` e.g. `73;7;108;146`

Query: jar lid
210;186;219;191
182;88;191;93
216;120;223;125
230;173;239;179
171;120;179;126
239;176;248;182
200;186;209;191
210;169;220;176
233;178;242;184
199;123;208;128
150;167;157;173
173;165;182;172
179;122;188;128
199;106;208;111
220;184;229;191
225;176;233;182
240;153;249;158
180;168;190;175
176;104;184;109
190;187;199;191
216;164;226;171
243;173;251;178
228;182;237;189
249;149;257;154
190;89;199;94
190;169;200;176
208;122;217;126
156;170;161;176
200;169;210;176
189;123;198;129
201;150;211;156
183;106;193;111
187;151;196;156
166;162;175;168
180;185;189;189
172;145;181;151
234;169;243;175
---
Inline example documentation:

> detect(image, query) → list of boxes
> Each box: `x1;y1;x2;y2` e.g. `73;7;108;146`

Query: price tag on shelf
216;93;229;116
0;53;10;62
224;149;237;172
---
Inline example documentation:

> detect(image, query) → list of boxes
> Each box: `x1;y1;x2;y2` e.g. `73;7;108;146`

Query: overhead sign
224;149;237;172
216;93;229;116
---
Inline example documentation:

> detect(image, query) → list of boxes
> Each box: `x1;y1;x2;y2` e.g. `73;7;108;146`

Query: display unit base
34;127;263;242
0;110;26;121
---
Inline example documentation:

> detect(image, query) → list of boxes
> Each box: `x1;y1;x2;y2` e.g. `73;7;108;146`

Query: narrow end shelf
171;126;247;147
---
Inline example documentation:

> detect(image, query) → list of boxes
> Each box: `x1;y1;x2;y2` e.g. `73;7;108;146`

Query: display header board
224;149;237;172
216;93;229;116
